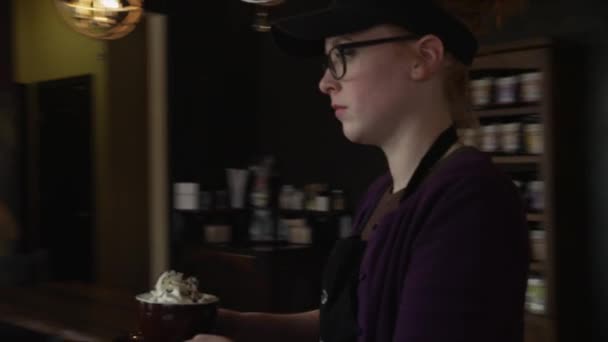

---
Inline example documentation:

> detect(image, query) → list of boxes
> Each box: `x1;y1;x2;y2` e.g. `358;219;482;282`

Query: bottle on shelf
519;70;543;103
523;120;544;155
226;168;250;210
172;182;202;245
202;190;232;244
331;189;353;239
530;228;547;262
248;156;281;244
225;168;252;246
495;75;519;105
310;185;335;249
480;124;500;153
526;180;545;213
277;185;296;242
249;165;272;243
457;127;478;149
174;182;200;211
499;122;523;154
470;68;542;109
526;274;547;315
281;186;312;245
470;77;493;107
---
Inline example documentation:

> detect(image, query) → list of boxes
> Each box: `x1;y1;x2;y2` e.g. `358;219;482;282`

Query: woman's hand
185;334;233;342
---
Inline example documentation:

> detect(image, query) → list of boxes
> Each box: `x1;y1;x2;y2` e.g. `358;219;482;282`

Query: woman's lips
332;104;347;117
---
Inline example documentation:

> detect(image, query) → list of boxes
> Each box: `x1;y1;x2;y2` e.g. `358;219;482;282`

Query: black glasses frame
324;34;420;80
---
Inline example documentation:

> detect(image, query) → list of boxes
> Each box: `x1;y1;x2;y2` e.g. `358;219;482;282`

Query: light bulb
100;0;121;10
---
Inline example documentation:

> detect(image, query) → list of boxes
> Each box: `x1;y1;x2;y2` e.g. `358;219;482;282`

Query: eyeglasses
323;35;420;80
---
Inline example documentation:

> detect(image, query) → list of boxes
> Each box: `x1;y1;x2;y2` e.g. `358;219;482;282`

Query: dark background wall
96;24;151;291
166;0;385;208
167;0;258;185
163;0;607;341
0;0;18;222
0;0;11;91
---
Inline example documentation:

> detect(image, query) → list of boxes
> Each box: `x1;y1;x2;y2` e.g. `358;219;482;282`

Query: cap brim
271;6;385;57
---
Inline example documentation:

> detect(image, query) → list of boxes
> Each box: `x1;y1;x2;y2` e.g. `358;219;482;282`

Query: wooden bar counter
0;282;138;341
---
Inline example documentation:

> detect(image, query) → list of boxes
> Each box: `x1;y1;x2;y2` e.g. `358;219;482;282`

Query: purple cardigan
354;148;529;342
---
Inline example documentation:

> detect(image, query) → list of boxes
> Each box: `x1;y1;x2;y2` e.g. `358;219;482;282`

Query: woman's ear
410;35;445;81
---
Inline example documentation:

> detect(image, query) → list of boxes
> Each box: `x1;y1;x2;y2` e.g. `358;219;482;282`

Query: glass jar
286;219;312;244
203;224;232;244
500;122;522;154
526;277;546;314
520;71;543;103
524;123;544;154
480;125;499;153
331;189;346;212
173;182;199;211
495;76;519;104
530;230;547;261
470;78;493;107
457;128;478;148
527;180;545;212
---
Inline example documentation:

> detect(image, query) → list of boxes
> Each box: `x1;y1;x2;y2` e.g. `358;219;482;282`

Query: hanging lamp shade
241;0;284;32
54;0;144;40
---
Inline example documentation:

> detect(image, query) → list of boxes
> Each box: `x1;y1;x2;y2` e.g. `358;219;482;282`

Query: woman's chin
342;126;369;145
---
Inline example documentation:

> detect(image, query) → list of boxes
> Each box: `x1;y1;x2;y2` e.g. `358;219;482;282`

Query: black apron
319;126;458;342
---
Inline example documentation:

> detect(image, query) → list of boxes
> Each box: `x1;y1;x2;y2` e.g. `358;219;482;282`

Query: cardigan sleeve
392;174;529;342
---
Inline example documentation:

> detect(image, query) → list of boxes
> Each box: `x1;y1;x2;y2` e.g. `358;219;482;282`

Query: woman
189;0;528;341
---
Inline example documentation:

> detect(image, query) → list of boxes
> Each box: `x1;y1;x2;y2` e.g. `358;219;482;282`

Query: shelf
468;39;556;342
530;261;545;273
477;38;553;56
474;105;541;118
524;312;555;342
183;242;317;258
492;155;542;164
527;213;544;222
525;312;550;323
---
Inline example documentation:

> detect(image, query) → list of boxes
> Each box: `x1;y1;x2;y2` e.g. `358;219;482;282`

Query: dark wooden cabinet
468;38;588;342
525;314;556;342
178;244;325;313
469;38;557;342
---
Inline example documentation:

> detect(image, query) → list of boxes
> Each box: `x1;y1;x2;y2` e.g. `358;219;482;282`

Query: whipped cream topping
142;270;212;304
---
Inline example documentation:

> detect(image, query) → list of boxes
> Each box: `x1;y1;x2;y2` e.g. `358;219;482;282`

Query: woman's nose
319;69;340;95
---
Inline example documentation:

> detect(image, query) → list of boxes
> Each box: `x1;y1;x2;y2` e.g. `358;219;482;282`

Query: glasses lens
328;48;344;79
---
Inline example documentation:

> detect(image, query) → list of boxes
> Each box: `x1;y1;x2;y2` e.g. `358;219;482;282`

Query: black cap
272;0;478;65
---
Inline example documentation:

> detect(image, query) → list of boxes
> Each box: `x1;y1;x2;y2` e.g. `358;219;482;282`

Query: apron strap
400;125;458;201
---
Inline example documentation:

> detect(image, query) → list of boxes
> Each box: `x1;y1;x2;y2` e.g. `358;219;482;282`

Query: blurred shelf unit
527;213;544;222
465;38;557;342
475;105;542;119
170;180;351;313
492;155;542;165
530;261;545;273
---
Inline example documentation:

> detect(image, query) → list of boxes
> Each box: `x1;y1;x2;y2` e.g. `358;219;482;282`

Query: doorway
34;75;95;282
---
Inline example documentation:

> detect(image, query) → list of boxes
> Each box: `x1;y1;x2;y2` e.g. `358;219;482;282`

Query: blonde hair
437;0;527;127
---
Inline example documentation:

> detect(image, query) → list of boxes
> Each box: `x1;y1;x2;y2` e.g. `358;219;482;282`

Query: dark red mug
132;293;219;342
